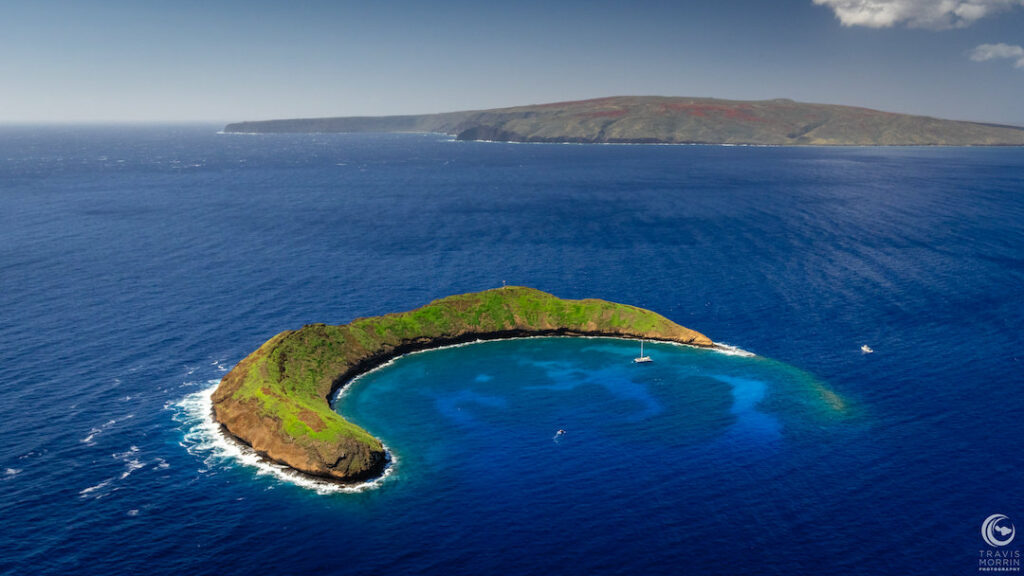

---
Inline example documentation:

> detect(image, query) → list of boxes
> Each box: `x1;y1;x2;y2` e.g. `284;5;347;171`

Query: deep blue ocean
1;127;1021;575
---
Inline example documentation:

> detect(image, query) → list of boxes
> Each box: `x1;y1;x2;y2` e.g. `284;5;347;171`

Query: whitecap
81;418;119;445
79;445;151;498
4;468;21;478
79;478;113;498
172;382;396;495
116;452;145;480
18;450;44;460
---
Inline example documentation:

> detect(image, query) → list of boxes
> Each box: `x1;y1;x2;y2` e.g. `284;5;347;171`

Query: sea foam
711;342;756;357
78;445;148;499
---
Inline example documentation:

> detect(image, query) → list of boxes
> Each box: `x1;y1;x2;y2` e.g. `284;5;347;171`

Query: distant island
212;287;713;483
223;96;1024;146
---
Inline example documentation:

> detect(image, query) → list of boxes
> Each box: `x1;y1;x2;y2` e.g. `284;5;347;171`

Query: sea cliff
212;287;713;482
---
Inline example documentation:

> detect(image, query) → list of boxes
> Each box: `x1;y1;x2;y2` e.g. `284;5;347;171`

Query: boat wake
172;381;396;495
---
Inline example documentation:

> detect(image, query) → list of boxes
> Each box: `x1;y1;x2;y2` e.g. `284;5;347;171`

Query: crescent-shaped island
212;287;714;483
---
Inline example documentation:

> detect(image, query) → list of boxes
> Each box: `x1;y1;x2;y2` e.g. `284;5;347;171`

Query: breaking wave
712;342;756;357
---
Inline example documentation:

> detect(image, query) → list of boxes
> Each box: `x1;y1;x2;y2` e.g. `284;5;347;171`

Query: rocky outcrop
212;287;713;483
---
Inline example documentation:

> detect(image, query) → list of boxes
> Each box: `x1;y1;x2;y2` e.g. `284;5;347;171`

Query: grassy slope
212;287;712;479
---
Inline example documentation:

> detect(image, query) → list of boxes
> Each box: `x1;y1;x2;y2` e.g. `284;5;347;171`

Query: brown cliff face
214;395;388;481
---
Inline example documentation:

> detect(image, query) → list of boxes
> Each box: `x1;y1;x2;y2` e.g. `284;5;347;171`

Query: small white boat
634;340;653;363
861;344;874;354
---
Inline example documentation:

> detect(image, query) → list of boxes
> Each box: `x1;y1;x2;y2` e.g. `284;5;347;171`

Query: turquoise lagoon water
327;337;855;573
338;337;841;490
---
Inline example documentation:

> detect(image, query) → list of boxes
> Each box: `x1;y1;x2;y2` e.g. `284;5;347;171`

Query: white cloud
969;43;1024;68
812;0;1024;29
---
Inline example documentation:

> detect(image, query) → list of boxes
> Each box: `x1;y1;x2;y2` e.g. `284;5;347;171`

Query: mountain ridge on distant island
223;96;1024;146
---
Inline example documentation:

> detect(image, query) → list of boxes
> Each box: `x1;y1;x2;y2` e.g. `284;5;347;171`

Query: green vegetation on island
212;287;713;482
223;95;1024;146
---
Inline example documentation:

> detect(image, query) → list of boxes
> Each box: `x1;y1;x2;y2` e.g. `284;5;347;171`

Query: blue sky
1;0;1022;124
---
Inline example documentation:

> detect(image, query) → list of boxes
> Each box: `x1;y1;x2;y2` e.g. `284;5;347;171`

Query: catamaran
634;339;653;363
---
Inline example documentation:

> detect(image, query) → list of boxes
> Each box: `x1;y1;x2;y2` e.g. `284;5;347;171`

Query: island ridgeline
211;287;713;482
223;96;1024;146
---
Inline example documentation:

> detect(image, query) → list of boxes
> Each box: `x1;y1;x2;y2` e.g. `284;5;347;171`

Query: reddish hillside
225;96;1024;146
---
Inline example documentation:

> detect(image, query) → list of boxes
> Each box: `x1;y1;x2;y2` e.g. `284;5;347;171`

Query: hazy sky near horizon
2;0;1022;125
